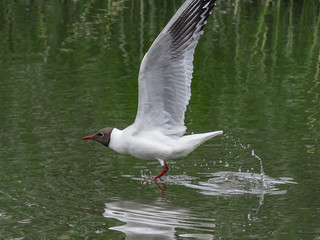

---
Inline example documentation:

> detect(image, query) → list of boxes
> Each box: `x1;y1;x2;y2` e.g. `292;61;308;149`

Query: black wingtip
169;0;218;49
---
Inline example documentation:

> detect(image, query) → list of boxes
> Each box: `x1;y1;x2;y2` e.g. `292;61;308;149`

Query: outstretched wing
133;0;217;136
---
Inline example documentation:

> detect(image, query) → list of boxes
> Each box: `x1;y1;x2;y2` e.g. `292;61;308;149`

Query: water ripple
182;171;297;196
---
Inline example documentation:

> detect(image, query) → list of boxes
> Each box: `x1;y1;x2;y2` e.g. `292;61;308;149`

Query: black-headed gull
83;0;222;180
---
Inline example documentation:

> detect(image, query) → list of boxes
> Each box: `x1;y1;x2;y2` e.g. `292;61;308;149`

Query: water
0;0;319;239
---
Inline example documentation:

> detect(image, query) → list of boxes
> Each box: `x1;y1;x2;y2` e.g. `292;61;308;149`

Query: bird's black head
82;127;114;147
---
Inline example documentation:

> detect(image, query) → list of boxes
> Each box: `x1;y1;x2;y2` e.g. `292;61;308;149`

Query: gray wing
133;0;217;136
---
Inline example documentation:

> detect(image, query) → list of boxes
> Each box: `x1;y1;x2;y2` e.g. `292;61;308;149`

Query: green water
0;0;319;239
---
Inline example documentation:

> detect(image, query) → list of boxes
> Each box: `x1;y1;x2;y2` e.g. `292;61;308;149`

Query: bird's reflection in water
154;181;167;198
103;200;215;240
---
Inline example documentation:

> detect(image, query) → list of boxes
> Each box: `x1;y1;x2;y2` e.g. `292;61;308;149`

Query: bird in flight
83;0;222;180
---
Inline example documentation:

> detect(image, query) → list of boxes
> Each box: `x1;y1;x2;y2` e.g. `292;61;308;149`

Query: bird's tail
182;130;223;150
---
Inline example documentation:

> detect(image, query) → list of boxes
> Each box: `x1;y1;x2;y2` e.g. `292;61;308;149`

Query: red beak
82;136;94;140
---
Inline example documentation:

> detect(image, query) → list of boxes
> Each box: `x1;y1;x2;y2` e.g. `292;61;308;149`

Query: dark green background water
0;0;319;239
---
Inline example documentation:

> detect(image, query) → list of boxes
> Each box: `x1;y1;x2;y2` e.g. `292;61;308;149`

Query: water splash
251;149;267;188
180;171;296;196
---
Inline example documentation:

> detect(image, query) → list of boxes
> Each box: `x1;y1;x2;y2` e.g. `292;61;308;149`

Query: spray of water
251;149;267;188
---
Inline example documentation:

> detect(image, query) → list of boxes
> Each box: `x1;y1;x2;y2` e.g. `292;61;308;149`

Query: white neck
108;128;128;154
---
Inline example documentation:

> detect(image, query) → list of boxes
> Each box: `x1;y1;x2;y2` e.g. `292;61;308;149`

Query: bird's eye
98;132;104;137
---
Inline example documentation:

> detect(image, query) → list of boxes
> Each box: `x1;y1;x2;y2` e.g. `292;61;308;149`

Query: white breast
109;127;180;160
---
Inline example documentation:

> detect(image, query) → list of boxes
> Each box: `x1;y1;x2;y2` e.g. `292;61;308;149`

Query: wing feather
133;0;217;136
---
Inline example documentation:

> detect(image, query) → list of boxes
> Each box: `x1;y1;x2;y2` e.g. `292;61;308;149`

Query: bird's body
83;0;222;180
109;127;222;161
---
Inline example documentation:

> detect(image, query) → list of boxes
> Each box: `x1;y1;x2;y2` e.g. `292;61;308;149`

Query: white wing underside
132;0;216;136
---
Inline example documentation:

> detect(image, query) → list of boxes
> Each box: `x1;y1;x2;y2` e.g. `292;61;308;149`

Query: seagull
83;0;222;180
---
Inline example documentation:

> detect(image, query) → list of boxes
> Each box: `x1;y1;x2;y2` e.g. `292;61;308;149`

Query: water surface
0;0;319;239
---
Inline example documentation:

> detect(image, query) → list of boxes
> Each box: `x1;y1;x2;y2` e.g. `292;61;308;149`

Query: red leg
154;161;169;180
